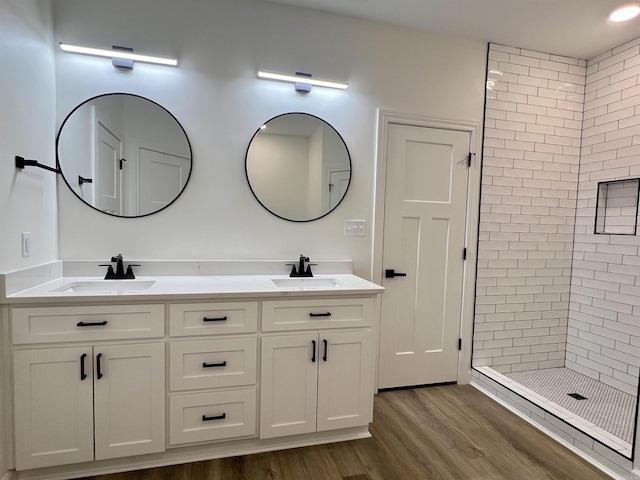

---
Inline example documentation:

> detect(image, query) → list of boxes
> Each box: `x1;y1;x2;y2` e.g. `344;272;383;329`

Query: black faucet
100;254;139;280
287;255;314;277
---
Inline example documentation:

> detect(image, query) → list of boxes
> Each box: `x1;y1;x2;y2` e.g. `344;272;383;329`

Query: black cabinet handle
385;269;407;278
203;316;228;322
311;340;316;363
202;413;226;422
309;312;331;317
202;361;227;368
77;320;108;327
96;353;103;379
80;353;87;380
323;339;328;362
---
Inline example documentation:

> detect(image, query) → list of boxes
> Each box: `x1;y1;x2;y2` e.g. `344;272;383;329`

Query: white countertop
4;274;384;304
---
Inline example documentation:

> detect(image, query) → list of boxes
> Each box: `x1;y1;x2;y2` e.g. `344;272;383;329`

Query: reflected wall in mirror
245;113;351;222
57;93;192;217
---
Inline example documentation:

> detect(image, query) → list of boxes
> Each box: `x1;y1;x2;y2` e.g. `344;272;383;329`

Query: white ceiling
263;0;640;60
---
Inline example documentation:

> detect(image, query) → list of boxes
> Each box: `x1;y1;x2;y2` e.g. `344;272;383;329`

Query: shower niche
595;178;640;235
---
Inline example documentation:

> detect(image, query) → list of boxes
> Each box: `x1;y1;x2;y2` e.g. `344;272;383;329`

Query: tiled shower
473;41;640;461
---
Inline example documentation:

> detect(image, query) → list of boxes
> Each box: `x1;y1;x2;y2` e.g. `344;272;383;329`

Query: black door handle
385;269;407;279
202;361;227;368
80;353;87;380
96;353;103;379
311;340;317;363
323;339;328;362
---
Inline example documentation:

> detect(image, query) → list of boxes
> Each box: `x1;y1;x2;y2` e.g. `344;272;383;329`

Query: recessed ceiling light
609;3;640;22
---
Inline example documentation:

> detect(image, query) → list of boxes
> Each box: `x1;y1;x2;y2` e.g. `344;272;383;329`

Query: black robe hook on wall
15;155;61;175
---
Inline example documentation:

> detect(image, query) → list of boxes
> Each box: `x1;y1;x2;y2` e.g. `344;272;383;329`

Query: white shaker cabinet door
316;331;374;432
13;347;94;470
260;334;318;439
93;342;165;460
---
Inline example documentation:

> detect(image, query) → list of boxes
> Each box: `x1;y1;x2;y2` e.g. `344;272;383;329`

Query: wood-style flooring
82;384;612;480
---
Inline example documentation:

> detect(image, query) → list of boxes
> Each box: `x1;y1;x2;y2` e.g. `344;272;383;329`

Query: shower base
475;366;634;457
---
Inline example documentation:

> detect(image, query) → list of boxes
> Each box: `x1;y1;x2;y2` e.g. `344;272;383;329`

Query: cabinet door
317;331;374;432
94;342;165;460
260;334;318;439
13;347;94;470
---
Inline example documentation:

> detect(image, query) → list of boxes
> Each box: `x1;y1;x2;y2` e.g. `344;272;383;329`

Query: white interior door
138;147;190;215
327;169;350;210
95;122;123;215
378;123;470;389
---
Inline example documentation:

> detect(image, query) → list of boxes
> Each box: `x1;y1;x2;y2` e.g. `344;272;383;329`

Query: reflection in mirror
245;113;351;222
57;93;192;217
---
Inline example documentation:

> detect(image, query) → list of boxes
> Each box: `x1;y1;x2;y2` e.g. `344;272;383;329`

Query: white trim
372;109;482;387
471;381;637;480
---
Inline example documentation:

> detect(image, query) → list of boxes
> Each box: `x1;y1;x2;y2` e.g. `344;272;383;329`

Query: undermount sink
271;277;345;289
50;280;156;293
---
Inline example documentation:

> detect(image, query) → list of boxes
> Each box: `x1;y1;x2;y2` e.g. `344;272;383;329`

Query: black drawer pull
80;353;87;380
202;413;226;422
203;316;228;322
96;353;103;379
202;361;227;368
309;312;331;318
77;320;108;327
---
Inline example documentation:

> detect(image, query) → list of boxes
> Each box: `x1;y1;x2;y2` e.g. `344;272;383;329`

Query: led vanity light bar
257;71;348;90
59;43;178;66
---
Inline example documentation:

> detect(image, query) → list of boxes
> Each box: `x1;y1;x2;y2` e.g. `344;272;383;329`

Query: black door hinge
463;248;467;260
468;152;475;167
458;338;462;351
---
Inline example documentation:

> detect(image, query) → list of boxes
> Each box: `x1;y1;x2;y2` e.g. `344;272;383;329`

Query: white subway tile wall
474;44;586;373
569;37;640;396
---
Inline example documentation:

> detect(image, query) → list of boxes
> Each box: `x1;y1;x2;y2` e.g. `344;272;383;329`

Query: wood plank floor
82;385;612;480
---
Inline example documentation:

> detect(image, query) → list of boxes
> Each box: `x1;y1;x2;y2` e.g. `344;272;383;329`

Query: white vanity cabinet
260;298;374;439
3;271;382;479
11;305;166;471
168;302;258;446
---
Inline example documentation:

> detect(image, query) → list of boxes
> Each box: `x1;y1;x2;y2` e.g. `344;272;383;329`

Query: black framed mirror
245;112;351;222
56;93;192;218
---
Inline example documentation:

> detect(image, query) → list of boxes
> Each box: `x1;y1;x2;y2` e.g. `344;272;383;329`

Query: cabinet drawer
11;305;165;344
169;302;258;336
169;388;256;445
262;298;373;332
170;337;257;391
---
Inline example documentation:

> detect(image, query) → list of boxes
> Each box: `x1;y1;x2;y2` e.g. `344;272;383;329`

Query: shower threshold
475;366;634;458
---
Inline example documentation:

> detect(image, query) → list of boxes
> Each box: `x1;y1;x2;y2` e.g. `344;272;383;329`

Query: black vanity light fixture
59;43;178;69
257;70;348;93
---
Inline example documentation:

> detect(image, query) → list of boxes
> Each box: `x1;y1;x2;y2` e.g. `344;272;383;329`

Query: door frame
372;109;482;387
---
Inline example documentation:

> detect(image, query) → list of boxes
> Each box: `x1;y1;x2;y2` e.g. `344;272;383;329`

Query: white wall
0;0;57;273
0;1;56;476
52;0;486;277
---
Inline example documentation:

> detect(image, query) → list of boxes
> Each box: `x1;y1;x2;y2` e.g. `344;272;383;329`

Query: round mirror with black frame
245;112;352;222
56;93;192;218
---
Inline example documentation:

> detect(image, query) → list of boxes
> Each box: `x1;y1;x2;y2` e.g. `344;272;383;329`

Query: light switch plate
344;220;366;237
